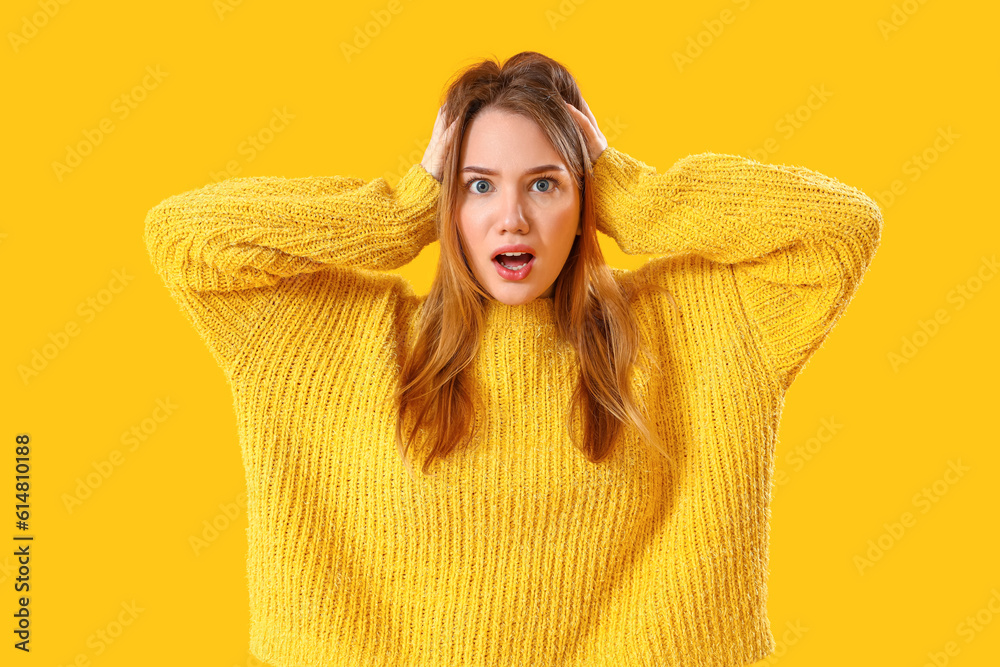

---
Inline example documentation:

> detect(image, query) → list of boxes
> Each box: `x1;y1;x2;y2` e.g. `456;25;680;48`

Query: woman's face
456;108;581;305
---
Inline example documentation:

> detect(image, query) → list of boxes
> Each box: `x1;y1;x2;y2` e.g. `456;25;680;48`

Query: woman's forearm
144;162;440;293
591;146;882;271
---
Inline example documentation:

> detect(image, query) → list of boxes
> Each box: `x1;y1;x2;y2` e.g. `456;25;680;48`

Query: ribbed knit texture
144;147;882;667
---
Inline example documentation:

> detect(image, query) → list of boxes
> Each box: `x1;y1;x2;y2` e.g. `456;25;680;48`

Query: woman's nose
498;188;528;230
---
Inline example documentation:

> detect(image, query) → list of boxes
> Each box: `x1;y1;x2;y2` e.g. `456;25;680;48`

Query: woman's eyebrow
460;164;566;175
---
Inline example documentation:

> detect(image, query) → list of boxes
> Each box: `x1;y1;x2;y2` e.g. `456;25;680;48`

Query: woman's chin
487;285;542;306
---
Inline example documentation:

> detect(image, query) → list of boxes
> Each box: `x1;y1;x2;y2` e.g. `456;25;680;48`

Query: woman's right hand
565;96;608;166
420;104;461;183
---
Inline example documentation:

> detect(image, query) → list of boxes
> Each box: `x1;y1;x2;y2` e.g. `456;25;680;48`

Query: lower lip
493;255;535;281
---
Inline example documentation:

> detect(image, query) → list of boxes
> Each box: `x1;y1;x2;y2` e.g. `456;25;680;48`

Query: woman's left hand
421;103;461;183
565;97;608;165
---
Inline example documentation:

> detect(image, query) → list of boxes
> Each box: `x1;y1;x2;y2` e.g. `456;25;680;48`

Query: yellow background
3;0;998;665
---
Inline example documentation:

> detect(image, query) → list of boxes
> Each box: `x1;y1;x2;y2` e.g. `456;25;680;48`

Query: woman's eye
465;177;558;193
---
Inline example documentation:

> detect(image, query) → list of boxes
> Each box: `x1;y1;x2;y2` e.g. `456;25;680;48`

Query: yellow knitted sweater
144;146;882;667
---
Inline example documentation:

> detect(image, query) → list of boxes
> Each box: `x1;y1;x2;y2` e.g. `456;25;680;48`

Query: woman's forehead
460;109;565;170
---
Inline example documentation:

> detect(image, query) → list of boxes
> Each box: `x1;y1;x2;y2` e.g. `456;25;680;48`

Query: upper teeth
499;252;525;256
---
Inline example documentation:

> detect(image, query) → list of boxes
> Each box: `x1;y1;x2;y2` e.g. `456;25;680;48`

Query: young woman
145;51;882;667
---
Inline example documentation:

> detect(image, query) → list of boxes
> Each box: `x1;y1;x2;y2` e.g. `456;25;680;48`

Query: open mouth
492;253;535;280
494;253;533;271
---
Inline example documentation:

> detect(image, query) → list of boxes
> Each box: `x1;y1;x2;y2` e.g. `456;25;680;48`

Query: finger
566;104;596;149
565;104;599;159
564;101;589;130
578;97;600;132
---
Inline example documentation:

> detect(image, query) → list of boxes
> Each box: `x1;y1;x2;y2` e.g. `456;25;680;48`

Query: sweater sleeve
591;146;883;391
143;162;440;376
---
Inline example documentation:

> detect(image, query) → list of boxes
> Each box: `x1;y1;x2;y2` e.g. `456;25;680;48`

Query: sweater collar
482;296;556;330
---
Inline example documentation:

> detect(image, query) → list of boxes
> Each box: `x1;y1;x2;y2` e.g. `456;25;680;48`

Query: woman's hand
420;104;461;183
565;96;608;166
